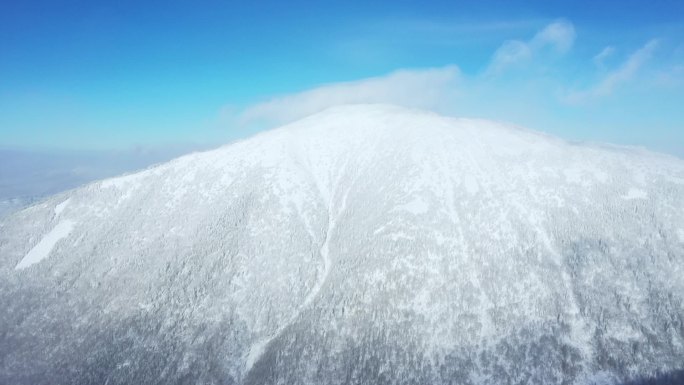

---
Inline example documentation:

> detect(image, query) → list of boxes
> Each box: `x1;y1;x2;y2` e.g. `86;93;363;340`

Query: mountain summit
1;105;683;384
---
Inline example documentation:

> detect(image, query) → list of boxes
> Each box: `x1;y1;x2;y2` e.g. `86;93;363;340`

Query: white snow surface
53;198;70;216
15;220;75;270
1;104;684;384
622;187;648;200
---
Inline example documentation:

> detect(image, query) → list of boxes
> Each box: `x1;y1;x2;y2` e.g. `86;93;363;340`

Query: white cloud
370;18;543;43
236;21;578;128
652;64;684;87
487;41;533;74
486;20;575;75
530;20;576;53
238;66;460;127
225;23;675;158
593;46;616;68
566;39;659;103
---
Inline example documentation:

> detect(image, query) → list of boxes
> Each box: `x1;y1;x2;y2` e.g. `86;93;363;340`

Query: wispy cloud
330;17;546;67
373;18;542;41
486;20;575;75
340;17;542;49
565;39;659;103
593;46;616;68
652;64;684;87
233;22;675;125
238;66;460;127
237;21;577;128
226;21;682;157
530;20;576;53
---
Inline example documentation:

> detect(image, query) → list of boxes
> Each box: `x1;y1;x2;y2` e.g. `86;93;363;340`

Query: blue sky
1;0;683;156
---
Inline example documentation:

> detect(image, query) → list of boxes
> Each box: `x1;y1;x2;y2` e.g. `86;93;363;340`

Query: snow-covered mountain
1;105;683;385
0;145;211;220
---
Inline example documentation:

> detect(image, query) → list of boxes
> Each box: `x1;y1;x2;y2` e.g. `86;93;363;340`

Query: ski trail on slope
244;162;349;374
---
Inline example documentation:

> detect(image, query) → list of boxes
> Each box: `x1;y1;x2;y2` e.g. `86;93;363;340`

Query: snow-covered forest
1;105;683;384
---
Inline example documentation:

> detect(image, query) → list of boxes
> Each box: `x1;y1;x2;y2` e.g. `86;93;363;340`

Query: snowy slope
1;104;683;385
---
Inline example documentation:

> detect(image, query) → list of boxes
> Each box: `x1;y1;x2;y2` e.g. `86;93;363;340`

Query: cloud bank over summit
238;66;460;127
233;20;682;157
2;2;682;156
